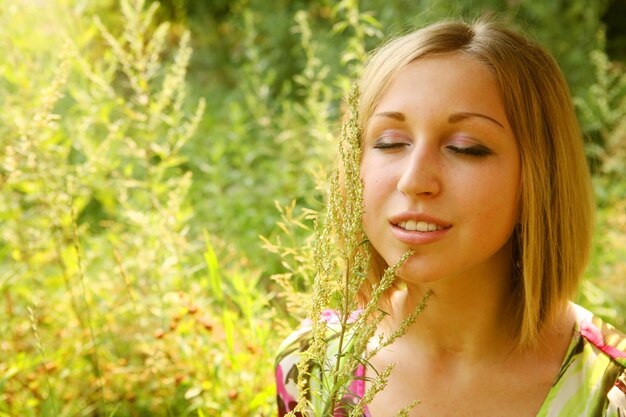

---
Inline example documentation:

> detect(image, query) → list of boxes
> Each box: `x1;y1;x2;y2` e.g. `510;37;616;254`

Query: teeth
398;221;443;232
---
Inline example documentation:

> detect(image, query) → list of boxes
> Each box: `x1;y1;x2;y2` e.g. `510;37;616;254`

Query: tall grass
0;1;276;415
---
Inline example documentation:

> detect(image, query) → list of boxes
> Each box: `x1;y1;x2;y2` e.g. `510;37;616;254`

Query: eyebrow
372;111;405;121
372;111;505;129
448;112;505;128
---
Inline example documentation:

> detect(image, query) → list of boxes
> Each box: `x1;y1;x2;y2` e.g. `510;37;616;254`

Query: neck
379;260;520;362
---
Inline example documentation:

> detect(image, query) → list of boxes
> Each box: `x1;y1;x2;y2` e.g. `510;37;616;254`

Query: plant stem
326;249;354;415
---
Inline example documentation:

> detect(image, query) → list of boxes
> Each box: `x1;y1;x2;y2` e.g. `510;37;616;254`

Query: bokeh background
1;0;625;416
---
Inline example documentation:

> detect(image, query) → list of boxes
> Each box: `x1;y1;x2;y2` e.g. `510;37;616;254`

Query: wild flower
286;86;431;417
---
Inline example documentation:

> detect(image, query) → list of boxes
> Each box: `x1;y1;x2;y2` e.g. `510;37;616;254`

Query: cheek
475;178;520;233
361;172;391;234
454;167;520;227
362;172;394;212
362;177;380;225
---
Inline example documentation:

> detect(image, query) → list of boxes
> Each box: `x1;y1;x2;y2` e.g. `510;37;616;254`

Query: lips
388;212;451;244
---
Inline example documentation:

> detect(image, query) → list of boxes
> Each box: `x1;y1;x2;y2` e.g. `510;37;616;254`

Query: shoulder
275;318;317;417
572;304;626;414
573;303;626;367
275;310;359;417
275;310;352;369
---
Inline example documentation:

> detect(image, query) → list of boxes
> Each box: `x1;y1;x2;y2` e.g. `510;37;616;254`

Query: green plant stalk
71;205;105;410
28;306;59;416
327;253;353;414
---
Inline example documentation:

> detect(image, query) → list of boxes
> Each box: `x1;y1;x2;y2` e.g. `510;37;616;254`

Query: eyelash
373;141;407;150
446;145;492;157
373;141;492;157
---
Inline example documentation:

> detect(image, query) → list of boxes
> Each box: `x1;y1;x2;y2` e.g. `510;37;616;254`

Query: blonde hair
358;19;594;346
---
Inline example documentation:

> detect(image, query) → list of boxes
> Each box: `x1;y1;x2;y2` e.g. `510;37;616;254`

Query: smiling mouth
396;220;445;232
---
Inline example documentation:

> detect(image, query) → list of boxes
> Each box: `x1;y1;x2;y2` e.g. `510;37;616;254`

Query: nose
396;145;441;197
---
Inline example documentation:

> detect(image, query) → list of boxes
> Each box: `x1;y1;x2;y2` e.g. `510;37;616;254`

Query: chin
394;261;446;284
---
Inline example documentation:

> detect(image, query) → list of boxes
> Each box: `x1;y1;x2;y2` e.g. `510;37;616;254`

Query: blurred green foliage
0;0;624;416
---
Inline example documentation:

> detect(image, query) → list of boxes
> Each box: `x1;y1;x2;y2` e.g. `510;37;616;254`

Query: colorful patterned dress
275;304;626;416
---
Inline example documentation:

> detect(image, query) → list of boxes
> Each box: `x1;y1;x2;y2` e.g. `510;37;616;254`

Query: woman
276;19;626;416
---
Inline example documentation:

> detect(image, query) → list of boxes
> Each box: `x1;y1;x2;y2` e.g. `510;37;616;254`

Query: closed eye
446;144;492;157
373;141;409;150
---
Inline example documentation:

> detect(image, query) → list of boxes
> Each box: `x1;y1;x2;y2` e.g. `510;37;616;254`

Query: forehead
370;53;507;126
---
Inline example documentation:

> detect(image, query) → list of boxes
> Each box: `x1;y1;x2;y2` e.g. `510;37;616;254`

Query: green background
0;0;624;415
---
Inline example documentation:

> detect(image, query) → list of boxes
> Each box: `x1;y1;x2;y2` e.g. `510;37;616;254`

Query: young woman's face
361;53;521;284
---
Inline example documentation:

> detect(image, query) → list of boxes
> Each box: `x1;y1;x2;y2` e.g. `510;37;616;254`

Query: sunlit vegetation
0;0;624;415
